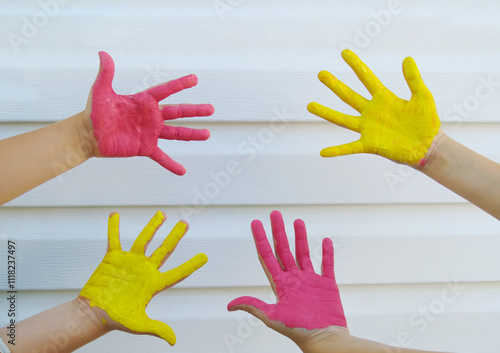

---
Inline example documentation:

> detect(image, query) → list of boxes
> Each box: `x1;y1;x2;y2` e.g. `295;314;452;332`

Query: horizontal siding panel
1;234;498;290
1;204;498;241
1;1;499;58
0;69;499;124
1;3;499;123
4;282;500;353
2;122;499;207
1;204;498;290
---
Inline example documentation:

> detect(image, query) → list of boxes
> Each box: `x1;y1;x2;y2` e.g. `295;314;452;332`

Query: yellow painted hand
308;49;440;165
79;211;207;345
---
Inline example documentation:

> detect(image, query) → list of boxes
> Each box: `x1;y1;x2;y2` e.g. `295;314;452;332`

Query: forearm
417;131;500;219
0;297;107;352
0;111;96;205
298;329;450;353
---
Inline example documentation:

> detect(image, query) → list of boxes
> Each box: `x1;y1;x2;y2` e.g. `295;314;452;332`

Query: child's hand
86;51;214;175
228;211;347;346
308;49;440;166
80;211;207;345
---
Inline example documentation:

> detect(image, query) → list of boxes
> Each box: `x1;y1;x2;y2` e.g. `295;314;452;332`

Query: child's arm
228;210;453;353
0;211;207;351
0;297;108;353
308;50;500;219
0;111;93;205
0;51;214;205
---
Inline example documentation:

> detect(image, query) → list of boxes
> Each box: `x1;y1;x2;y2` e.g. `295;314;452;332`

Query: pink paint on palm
90;51;214;175
228;210;347;329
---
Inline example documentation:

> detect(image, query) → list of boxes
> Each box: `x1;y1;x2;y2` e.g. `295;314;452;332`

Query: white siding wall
1;1;500;352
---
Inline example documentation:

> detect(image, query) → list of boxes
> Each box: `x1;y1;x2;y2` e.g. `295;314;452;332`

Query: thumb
227;296;275;324
320;140;364;158
94;51;115;92
402;56;428;95
133;317;177;346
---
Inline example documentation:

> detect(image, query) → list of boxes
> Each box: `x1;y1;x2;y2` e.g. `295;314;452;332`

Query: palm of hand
359;89;439;164
91;92;164;157
269;268;345;330
81;251;164;332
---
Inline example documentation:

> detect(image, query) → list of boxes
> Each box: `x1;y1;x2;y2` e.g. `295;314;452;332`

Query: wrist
73;296;110;336
297;326;351;353
413;129;447;172
71;110;100;159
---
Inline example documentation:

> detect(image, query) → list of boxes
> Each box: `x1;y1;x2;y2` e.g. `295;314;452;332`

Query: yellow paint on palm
80;211;207;345
308;49;440;165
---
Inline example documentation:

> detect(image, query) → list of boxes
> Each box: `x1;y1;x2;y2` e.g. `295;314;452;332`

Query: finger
341;49;384;96
317;70;368;113
307;102;362;133
150;147;186;176
320;140;364;158
227;297;275;321
94;51;115;92
270;210;296;271
321;238;335;280
294;219;314;272
402;57;428;95
251;220;282;279
161;104;215;120
159;126;210;141
130;211;166;255
146;74;198;102
161;253;208;288
107;212;122;252
150;221;188;267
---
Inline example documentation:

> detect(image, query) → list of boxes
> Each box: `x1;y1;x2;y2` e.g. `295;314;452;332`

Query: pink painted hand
227;210;347;345
79;211;208;345
308;49;441;166
86;51;214;175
